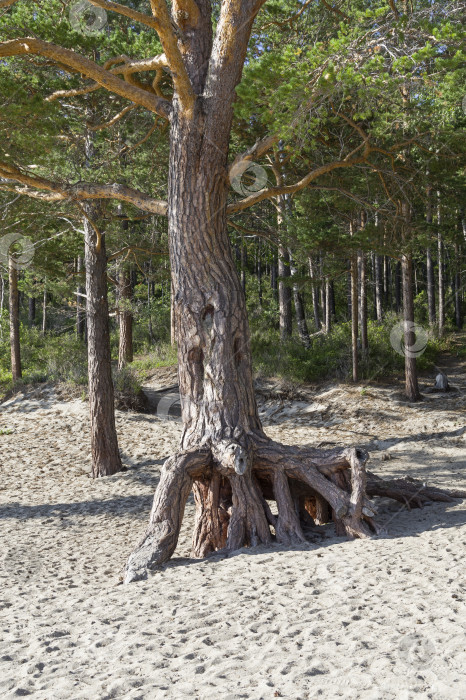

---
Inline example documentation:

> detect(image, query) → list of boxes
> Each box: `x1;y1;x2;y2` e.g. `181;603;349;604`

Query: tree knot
212;440;250;476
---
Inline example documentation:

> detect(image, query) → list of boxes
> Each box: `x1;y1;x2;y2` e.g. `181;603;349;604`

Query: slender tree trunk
454;244;462;329
240;241;247;294
350;253;358;382
270;251;278;302
9;257;22;381
148;268;154;345
76;255;86;340
290;254;310;348
325;277;331;335
437;194;445;335
169;277;176;345
346;261;352;320
257;239;262;307
401;252;421;401
84;206;122;477
278;245;292;340
426;248;436;327
426;184;436;327
118;267;134;369
395;262;401;312
358;250;368;354
0;273;4;322
308;256;320;330
41;280;47;336
329;281;336;318
374;254;383;321
319;253;327;332
28;296;36;327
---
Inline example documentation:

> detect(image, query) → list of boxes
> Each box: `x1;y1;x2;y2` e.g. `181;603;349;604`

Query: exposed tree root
124;437;466;584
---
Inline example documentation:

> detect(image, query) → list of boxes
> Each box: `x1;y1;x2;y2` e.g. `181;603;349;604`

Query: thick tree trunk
84;206;122;477
76;255;86;340
9;257;22;381
124;10;463;584
117;268;133;369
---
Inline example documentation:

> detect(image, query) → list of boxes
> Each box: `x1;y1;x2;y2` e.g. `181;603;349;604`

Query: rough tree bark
117;267;134;369
8;256;22;381
84;205;122;477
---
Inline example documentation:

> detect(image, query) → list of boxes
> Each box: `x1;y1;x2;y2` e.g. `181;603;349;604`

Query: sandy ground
1;368;466;699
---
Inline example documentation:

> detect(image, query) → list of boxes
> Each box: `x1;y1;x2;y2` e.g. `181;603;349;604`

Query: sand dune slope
1;383;465;699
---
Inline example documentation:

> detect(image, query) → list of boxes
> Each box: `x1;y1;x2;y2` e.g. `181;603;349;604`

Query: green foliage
113;365;142;396
0;313;88;397
251;312;448;384
131;342;178;374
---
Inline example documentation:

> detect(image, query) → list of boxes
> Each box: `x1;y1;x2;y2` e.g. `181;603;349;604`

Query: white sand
1;379;465;699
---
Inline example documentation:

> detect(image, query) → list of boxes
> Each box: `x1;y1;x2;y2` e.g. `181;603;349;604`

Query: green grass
251;312;450;384
131;342;178;375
